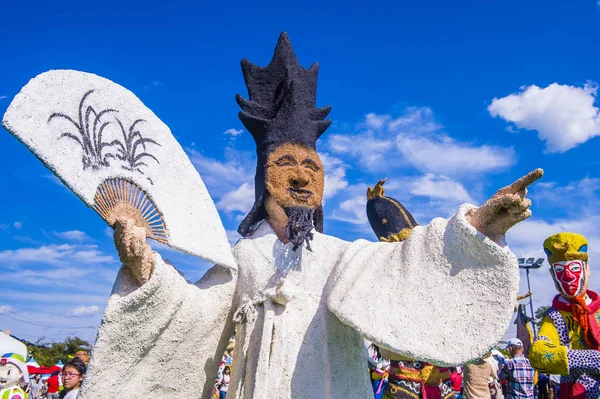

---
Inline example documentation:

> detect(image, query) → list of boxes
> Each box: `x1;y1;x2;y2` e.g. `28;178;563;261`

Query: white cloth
61;388;80;399
80;204;519;399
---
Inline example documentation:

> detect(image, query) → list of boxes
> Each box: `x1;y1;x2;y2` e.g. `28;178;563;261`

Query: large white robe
80;204;519;398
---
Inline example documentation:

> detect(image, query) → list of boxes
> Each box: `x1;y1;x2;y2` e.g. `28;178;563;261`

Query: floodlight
534;258;545;266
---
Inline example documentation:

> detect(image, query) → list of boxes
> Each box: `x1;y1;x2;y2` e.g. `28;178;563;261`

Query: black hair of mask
366;179;419;242
236;32;332;237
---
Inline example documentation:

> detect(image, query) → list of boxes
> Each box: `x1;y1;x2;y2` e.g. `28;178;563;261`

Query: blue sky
2;0;600;348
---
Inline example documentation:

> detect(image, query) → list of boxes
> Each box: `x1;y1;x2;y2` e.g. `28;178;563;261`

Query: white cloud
489;82;600;153
409;174;474;203
68;305;100;317
330;185;369;225
364;113;389;129
320;153;348;200
531;177;600;216
216;183;255;214
0;95;7;100
53;230;89;241
0;244;115;267
0;305;15;315
396;134;515;176
224;128;243;136
332;195;368;225
13;222;22;229
188;148;256;219
327;107;515;176
327;132;393;171
188;148;253;197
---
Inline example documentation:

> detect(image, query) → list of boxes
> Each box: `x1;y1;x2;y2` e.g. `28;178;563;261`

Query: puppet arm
530;316;600;376
81;228;237;398
327;204;519;366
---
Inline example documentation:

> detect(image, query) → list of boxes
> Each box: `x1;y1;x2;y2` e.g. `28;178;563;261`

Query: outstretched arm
466;169;543;246
81;218;237;398
328;170;544;365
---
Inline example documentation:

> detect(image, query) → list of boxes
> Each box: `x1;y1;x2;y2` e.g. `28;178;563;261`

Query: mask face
551;260;587;298
265;143;324;210
0;363;22;389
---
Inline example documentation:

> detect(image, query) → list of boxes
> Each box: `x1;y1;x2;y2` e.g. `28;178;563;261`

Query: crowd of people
368;338;566;399
25;357;86;399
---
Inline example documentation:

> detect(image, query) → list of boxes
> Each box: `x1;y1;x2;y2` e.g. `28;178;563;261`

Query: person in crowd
368;343;389;399
530;233;600;399
498;338;534;399
46;370;60;399
450;367;463;399
28;373;44;399
73;351;89;366
59;357;86;399
537;373;549;399
463;356;496;399
548;375;560;399
217;366;230;399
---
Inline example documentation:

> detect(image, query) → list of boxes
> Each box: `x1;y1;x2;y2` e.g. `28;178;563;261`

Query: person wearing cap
498;338;534;399
529;233;600;399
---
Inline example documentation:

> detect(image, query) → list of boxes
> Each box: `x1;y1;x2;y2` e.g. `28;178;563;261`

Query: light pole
517;257;545;336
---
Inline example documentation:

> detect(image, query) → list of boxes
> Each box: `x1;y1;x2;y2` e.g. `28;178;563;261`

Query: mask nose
289;176;309;189
562;268;577;282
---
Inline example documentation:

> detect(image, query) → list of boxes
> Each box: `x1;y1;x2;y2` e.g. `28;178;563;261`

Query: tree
534;306;551;330
25;336;90;366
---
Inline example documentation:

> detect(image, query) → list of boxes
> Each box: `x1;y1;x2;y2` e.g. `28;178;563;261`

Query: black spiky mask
237;32;331;237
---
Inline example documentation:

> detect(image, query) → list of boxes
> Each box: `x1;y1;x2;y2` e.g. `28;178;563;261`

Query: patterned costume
0;386;24;399
0;353;27;399
385;360;454;399
530;233;600;399
366;180;455;399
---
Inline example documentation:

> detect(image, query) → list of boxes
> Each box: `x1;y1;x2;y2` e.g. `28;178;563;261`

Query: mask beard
284;206;315;251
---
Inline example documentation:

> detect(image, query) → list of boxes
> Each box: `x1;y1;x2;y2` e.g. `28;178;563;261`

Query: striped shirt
498;354;534;399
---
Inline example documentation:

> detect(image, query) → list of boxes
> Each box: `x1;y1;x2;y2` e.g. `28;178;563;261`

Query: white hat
507;338;523;348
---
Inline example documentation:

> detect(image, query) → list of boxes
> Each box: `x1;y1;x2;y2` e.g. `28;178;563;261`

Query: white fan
3;70;236;270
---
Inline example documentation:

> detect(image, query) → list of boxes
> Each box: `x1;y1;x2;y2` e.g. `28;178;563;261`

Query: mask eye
274;155;297;167
554;265;564;273
301;159;320;172
570;264;581;272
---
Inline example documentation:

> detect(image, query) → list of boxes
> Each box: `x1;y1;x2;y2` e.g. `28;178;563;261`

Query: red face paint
552;260;584;297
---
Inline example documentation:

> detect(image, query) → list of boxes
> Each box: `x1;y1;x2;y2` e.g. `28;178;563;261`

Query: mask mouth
563;283;580;296
288;188;312;201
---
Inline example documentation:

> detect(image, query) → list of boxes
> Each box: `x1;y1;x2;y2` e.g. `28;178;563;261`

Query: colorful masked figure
366;180;455;399
530;233;600;399
0;353;28;399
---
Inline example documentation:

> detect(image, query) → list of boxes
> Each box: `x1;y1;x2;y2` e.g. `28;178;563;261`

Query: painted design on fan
112;118;160;175
48;90;161;180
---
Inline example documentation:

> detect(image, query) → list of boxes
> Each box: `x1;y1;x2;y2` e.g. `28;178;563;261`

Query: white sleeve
80;252;237;398
327;204;518;366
